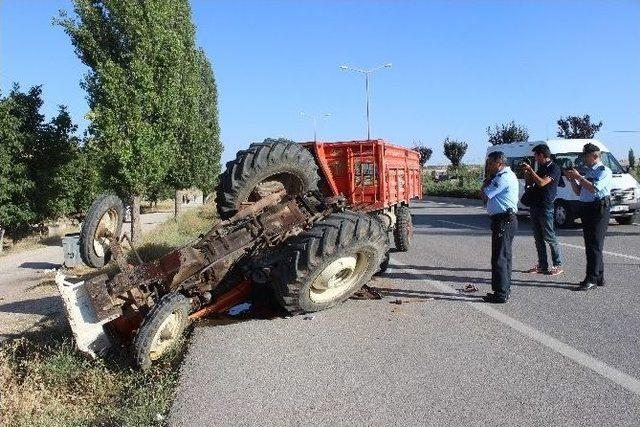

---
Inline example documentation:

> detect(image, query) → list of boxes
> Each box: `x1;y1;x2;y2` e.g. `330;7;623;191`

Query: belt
490;211;516;221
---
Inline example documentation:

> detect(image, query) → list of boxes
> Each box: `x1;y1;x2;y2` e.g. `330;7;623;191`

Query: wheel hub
93;208;118;257
309;253;370;303
148;311;181;361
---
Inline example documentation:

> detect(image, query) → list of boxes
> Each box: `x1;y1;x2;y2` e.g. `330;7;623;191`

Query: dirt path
0;211;177;341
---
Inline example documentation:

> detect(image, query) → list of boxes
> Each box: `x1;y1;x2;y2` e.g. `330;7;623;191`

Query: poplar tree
193;49;222;203
59;1;221;232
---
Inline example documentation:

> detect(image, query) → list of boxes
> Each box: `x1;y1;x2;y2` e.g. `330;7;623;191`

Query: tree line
412;114;607;169
0;0;221;249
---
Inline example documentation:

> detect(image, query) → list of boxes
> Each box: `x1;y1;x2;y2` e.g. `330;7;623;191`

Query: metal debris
389;297;434;305
350;284;382;300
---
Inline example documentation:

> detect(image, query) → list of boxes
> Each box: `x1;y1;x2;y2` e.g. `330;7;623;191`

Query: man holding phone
564;143;612;291
521;144;563;276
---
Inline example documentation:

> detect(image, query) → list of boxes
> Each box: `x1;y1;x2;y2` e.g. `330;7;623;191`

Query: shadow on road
384;268;577;291
0;296;62;316
19;262;61;270
376;286;484;302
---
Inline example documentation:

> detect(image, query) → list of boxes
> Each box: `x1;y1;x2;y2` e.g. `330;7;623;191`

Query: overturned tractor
57;139;421;369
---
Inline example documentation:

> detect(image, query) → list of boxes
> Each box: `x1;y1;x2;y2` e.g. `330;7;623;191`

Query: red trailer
304;139;422;210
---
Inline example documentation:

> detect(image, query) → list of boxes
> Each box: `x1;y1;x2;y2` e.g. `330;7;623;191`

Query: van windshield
552;152;625;175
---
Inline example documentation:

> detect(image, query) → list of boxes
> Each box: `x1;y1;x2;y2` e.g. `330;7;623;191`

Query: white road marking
391;259;640;397
437;220;485;230
559;243;640;261
437;220;640;261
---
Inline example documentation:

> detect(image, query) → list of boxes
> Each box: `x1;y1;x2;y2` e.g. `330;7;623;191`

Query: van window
506;156;534;179
552;152;585;172
601;152;625;174
553;152;625;174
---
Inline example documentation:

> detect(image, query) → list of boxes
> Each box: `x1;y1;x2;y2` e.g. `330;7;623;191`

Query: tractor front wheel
79;194;125;268
132;293;191;370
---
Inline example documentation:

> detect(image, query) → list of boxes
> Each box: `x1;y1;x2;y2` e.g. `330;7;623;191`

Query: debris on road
303;315;315;320
389;297;434;305
460;284;479;293
350;284;382;300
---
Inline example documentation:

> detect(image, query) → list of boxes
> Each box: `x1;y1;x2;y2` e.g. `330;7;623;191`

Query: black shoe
576;282;598;291
597;279;606;287
483;293;509;303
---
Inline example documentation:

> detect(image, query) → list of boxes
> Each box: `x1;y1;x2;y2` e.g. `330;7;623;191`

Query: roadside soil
0;210;193;341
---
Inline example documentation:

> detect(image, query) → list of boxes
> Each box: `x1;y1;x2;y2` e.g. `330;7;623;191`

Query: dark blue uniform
578;162;612;286
483;167;519;301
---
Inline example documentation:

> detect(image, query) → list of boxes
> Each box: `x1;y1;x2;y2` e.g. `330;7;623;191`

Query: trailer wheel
393;205;413;252
133;293;191;370
216;141;320;220
273;212;388;314
79;193;125;268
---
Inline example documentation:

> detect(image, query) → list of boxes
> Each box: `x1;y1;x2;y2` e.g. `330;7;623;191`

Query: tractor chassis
56;191;347;358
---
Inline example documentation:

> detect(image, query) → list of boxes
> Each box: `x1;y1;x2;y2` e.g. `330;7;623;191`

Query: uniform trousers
490;212;518;300
580;199;610;284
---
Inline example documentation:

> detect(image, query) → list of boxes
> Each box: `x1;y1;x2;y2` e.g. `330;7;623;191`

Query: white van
486;139;640;227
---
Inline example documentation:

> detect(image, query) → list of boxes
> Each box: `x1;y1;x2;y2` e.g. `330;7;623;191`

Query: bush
423;167;483;199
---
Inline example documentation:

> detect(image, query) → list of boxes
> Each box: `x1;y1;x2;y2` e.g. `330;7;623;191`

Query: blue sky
2;0;639;165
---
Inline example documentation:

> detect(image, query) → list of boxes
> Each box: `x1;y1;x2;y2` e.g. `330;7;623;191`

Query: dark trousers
491;213;518;300
530;206;562;270
581;201;610;284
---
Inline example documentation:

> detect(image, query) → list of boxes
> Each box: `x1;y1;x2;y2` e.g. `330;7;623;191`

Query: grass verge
0;203;219;427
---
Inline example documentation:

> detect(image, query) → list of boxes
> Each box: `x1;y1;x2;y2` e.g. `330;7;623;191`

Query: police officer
481;151;519;303
564;143;613;291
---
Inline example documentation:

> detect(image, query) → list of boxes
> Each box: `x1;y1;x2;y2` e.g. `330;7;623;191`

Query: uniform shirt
484;167;519;216
579;161;612;202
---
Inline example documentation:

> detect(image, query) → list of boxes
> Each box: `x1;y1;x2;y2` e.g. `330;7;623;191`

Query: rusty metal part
122;234;144;265
83;191;345;323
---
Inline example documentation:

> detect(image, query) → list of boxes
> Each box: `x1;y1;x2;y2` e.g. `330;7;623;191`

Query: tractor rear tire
133;293;191;370
272;212;388;314
393;205;413;252
216;141;320;220
79;193;125;268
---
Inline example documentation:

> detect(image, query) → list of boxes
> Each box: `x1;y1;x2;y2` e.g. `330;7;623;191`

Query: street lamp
340;63;392;140
300;112;332;142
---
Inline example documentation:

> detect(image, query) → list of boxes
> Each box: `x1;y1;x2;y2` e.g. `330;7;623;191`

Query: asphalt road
170;199;640;426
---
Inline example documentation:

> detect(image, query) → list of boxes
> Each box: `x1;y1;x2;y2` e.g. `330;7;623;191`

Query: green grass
422;166;483;199
0;203;219;427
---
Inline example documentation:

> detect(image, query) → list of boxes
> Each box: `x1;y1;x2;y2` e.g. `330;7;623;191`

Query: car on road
486;139;640;227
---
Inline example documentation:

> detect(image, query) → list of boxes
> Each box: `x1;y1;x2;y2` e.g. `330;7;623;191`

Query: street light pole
340;63;392;140
300;112;332;142
365;73;370;140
